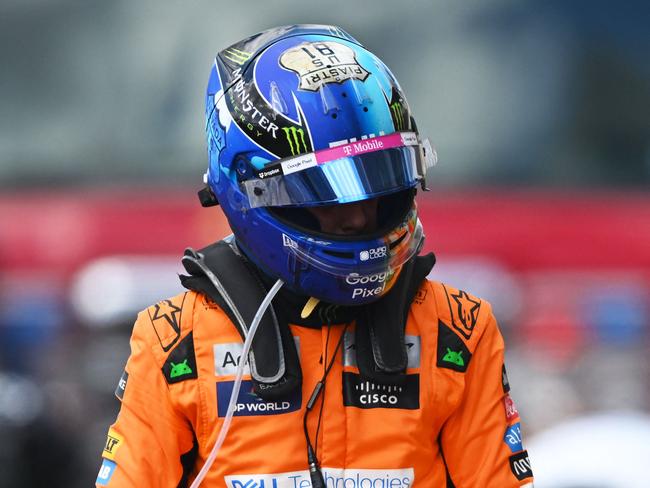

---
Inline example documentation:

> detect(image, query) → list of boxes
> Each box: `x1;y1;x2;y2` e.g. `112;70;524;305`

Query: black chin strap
355;253;435;384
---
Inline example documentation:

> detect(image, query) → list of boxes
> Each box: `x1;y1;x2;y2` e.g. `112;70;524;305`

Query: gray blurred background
1;1;649;486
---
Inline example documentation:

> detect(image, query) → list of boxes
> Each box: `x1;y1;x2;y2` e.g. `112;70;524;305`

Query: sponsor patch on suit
509;450;533;480
216;380;301;417
115;370;128;400
96;459;117;486
225;467;414;488
343;372;419;410
503;422;524;453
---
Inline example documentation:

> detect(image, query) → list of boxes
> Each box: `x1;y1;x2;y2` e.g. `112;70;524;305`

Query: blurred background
1;0;649;486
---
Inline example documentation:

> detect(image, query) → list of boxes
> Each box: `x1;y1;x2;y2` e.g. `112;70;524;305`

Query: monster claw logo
385;87;410;132
282;126;308;155
223;47;252;66
391;102;404;130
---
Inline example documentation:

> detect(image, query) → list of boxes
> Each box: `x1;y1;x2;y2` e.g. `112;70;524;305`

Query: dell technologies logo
226;468;414;488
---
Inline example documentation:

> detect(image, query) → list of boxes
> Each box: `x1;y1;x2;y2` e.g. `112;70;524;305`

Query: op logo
280;41;369;92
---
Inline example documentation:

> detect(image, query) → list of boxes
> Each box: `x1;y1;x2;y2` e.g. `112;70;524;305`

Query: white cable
190;278;284;488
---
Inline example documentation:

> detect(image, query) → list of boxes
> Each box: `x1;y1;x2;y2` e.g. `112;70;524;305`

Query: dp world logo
216;380;301;417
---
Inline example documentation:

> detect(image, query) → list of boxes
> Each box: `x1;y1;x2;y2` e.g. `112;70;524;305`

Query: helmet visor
242;132;432;208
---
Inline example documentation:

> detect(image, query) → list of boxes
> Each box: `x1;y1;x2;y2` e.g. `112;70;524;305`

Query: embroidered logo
436;321;472;373
149;296;185;352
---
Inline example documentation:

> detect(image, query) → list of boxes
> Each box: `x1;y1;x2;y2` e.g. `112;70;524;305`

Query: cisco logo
354;380;402;406
343;372;419;410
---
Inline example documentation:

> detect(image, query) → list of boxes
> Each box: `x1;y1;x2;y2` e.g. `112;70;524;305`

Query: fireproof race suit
96;280;534;487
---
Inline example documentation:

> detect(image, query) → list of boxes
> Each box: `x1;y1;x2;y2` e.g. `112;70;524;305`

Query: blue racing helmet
204;24;436;306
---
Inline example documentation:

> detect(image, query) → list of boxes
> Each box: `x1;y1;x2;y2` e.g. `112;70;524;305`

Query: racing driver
96;24;534;487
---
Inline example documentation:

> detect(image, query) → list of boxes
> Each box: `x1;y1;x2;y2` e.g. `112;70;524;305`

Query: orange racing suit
96;280;533;487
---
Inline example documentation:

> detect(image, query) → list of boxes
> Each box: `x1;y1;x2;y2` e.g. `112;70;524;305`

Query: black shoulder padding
355;253;435;383
179;240;301;400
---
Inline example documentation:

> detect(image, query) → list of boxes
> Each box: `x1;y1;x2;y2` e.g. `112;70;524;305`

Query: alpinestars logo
343;372;419;410
149;296;185;352
450;289;481;339
280;41;370;92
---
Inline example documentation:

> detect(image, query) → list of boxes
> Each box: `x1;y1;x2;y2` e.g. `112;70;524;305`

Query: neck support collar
179;237;434;400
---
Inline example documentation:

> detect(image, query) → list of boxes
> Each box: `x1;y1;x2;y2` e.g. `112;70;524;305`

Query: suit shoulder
132;290;199;354
425;279;494;346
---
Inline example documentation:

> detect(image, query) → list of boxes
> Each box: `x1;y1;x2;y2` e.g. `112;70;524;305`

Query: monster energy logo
391;102;404;130
282;126;308;155
223;48;252;66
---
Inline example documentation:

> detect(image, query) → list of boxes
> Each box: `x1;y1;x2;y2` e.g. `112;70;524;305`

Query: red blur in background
2;189;649;275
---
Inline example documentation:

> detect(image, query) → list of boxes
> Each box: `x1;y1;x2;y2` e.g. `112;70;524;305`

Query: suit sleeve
95;311;196;487
440;312;534;487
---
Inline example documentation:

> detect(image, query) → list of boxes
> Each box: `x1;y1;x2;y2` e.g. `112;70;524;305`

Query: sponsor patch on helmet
280;41;370;92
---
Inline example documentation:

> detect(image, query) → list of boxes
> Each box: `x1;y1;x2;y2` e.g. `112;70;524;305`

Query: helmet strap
180;239;301;401
354;252;435;384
